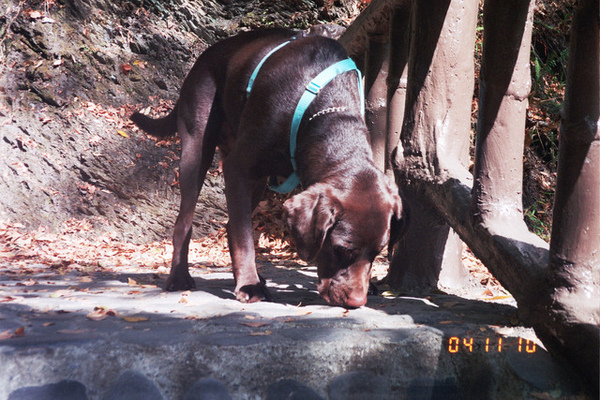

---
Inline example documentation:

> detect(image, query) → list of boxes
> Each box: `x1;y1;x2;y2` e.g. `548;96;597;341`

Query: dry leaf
128;278;138;286
117;130;129;138
0;330;13;340
120;64;132;74
140;284;158;289
26;10;44;19
50;290;70;298
248;330;272;336
487;295;512;301
121;315;149;323
87;307;117;321
0;296;16;303
0;327;25;339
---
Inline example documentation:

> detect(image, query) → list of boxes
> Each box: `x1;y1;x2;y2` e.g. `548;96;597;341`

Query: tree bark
385;2;411;179
365;35;389;172
540;0;600;389
471;0;533;233
388;0;477;291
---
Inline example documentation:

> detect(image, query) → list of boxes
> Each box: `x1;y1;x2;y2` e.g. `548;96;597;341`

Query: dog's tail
130;103;178;138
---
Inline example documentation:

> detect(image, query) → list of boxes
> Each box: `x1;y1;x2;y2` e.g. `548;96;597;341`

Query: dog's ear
284;184;342;261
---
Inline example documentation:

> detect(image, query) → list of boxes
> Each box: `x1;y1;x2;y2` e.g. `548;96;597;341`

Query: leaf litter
0;186;510;338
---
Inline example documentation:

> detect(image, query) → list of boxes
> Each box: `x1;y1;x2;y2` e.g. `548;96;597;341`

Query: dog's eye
334;246;355;263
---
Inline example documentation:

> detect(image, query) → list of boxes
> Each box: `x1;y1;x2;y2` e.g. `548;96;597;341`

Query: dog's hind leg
165;86;221;292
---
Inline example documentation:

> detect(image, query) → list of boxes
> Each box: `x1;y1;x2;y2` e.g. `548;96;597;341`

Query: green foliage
524;193;553;242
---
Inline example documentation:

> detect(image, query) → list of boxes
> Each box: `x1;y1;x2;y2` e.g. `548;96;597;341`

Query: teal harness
245;38;364;194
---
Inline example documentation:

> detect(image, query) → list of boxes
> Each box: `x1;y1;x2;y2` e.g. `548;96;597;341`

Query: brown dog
131;28;405;308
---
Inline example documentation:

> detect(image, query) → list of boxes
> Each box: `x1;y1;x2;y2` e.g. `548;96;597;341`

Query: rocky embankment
0;0;357;243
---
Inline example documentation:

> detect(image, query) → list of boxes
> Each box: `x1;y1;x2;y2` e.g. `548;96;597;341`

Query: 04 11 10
447;336;537;353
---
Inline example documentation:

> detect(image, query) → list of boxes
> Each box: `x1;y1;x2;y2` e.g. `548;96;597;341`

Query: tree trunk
539;0;600;389
365;35;389;172
387;0;477;291
471;0;533;232
385;2;411;179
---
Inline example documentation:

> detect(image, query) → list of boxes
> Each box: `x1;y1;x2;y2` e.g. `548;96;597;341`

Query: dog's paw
235;283;272;303
165;272;196;292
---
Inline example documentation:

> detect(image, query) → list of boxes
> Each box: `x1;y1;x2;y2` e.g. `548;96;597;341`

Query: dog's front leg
223;163;271;303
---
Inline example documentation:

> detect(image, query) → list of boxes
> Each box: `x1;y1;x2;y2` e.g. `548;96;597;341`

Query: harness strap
270;57;363;194
246;38;295;98
244;39;364;194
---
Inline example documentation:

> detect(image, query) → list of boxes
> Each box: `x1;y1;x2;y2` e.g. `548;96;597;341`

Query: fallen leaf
121;315;149;323
248;330;272;336
0;296;17;303
14;326;25;337
26;10;44;19
42;322;55;327
128;277;138;286
140;284;158;289
120;63;132;74
381;290;401;298
117;130;129;138
87;307;118;321
50;290;71;298
486;295;512;301
0;330;14;340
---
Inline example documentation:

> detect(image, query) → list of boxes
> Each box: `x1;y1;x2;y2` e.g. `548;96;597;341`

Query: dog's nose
343;293;367;309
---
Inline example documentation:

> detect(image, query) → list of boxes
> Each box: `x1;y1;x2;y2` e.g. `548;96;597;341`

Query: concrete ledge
0;263;590;399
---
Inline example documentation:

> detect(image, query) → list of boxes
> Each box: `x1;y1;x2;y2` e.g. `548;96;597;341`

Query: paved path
0;260;590;399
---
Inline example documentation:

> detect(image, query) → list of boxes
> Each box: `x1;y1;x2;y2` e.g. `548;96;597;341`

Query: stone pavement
0;261;591;399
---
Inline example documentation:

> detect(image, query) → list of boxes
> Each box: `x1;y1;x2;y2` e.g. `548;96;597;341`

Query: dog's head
284;171;406;308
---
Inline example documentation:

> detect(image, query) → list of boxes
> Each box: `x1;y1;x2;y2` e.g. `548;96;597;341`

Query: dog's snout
343;292;367;308
317;266;370;308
